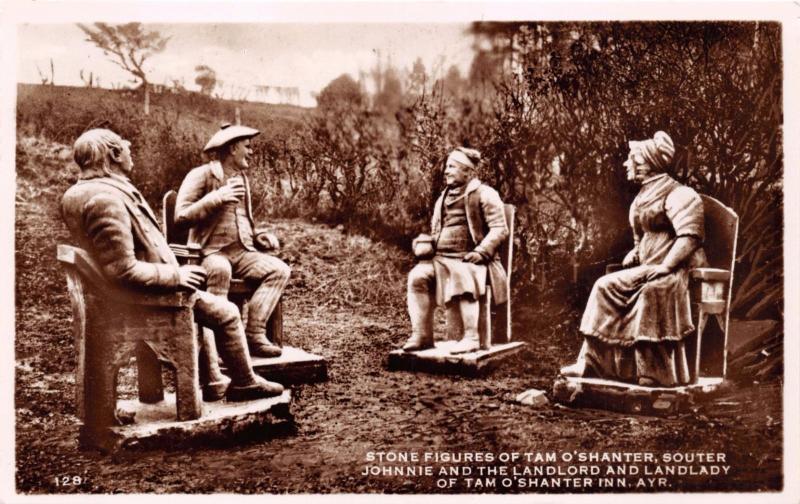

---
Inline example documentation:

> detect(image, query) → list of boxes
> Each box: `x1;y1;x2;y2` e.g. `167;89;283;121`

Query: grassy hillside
17;83;308;140
16;83;309;209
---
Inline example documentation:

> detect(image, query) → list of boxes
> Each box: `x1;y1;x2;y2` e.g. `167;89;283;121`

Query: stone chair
690;194;738;381
388;204;524;377
604;194;738;383
56;244;201;447
162;191;326;384
445;203;515;349
551;195;738;415
162;190;283;345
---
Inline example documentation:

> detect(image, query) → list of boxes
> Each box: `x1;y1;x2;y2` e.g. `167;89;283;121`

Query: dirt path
14;138;782;494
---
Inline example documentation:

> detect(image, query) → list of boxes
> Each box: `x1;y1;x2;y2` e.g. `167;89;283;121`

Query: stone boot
246;331;282;358
559;340;589;377
217;331;284;401
449;335;480;354
227;375;284;402
402;333;434;352
199;327;231;402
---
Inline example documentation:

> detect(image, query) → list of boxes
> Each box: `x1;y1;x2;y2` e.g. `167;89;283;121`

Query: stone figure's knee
594;275;613;291
204;256;233;285
276;260;291;281
216;299;241;326
408;265;433;291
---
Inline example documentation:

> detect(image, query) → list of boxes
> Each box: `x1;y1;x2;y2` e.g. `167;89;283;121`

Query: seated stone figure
403;147;509;354
561;131;708;387
61;128;284;401
175;124;290;359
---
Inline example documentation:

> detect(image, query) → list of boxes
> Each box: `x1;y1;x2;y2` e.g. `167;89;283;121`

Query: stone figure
561;131;708;387
403;147;509;354
175;124;291;358
61;128;284;401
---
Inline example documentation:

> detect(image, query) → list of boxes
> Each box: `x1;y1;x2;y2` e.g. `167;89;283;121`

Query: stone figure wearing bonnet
561;131;708;387
403;147;510;354
175;124;291;359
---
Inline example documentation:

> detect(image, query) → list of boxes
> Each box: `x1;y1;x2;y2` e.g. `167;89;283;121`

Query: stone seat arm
57;244;196;308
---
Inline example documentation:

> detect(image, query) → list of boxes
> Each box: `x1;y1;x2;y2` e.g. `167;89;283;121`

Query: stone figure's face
230;138;253;171
445;159;471;187
114;139;134;175
625;148;651;184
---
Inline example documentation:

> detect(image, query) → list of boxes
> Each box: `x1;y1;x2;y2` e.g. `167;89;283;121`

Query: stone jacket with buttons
61;175;181;290
431;178;510;305
174;161;256;254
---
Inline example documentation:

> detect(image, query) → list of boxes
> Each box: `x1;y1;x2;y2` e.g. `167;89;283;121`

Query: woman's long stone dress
578;173;708;386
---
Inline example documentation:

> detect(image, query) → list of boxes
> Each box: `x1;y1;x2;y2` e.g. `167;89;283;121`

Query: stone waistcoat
430;178;510;305
174;162;258;255
436;188;474;256
205;179;255;252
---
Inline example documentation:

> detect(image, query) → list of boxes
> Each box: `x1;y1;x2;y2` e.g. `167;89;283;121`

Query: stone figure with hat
175;123;291;358
403;147;510;354
61;128;285;401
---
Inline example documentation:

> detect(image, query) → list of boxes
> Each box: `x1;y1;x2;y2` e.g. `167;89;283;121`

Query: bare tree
194;64;217;95
79;69;94;88
35;58;55;85
77;22;169;114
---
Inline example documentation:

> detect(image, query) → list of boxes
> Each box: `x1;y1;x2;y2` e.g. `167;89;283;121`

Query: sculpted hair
73;128;125;177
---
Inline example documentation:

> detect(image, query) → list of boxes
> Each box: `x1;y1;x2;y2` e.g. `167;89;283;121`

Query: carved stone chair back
447;204;515;348
691;195;739;380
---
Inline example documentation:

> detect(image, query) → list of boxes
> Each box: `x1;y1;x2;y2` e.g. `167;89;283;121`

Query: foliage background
17;21;784;377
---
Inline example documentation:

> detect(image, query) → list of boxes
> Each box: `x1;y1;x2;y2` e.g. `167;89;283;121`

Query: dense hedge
17;21;783;323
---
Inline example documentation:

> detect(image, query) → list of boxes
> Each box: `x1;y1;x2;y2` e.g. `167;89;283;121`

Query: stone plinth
249;346;328;384
387;341;525;377
81;391;293;452
552;375;725;416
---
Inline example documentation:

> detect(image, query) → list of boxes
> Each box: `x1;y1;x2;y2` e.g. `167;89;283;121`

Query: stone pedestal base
552;375;725;416
250;346;328;384
387;341;525;377
80;391;293;452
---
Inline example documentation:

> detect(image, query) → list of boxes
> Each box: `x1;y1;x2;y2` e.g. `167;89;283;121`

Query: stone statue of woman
561;131;708;386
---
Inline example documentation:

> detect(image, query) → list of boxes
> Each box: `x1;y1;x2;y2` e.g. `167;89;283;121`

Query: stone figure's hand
256;231;280;251
178;264;207;289
412;234;434;259
217;178;246;204
463;251;483;264
622;249;639;268
645;264;671;282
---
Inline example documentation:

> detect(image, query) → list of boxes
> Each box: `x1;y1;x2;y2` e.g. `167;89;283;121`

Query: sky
17;23;475;107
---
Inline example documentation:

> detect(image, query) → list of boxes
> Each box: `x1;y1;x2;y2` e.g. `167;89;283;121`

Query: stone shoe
226;376;284;402
449;337;480;354
402;334;434;352
559;362;585;377
202;374;231;402
246;332;283;358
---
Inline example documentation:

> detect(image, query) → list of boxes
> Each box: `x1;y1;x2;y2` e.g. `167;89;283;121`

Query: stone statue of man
61;128;283;401
175;124;290;358
403;147;510;354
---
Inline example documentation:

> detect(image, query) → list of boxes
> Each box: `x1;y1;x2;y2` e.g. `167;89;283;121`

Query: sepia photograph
3;1;798;501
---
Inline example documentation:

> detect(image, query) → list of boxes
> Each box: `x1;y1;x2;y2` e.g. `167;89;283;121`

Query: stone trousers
202;242;291;339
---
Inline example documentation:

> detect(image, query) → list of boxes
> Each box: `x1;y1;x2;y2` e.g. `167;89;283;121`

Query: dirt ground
14;138;783;494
